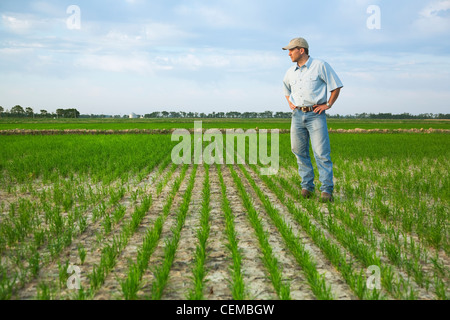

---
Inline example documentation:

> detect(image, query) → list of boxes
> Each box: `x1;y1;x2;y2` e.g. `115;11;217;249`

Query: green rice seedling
78;215;87;233
151;237;178;300
354;270;367;300
430;255;447;278
71;286;88;300
111;204;126;225
33;229;45;248
130;190;139;203
151;165;197;300
0;268;16;300
58;260;70;289
380;266;394;294
28;251;40;278
156;163;178;196
128;195;153;234
102;214;112;235
216;164;245;300
120;263;142;300
36;282;53;300
118;165;189;300
241;164;332;300
188;165;211;300
109;186;126;205
255;166;388;299
368;288;384;300
89;264;105;291
78;244;87;265
434;276;447;300
228;165;291;300
62;193;74;212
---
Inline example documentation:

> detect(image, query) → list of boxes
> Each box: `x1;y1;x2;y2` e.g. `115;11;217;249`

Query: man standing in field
282;37;343;202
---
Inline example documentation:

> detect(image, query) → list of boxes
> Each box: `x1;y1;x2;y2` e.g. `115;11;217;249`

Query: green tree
11;105;25;116
40;110;48;117
25;107;34;117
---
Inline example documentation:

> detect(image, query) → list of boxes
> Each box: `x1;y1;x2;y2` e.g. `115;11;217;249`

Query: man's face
289;48;303;63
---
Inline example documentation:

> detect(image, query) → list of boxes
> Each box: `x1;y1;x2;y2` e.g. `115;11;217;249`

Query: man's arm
285;96;296;111
313;87;341;115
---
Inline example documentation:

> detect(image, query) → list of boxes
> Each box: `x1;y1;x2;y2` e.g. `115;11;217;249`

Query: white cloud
1;12;64;35
142;22;194;43
420;0;450;18
175;4;236;28
414;0;450;34
2;14;33;33
74;54;166;74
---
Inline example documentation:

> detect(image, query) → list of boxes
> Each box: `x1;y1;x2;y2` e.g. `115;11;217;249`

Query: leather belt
296;106;316;112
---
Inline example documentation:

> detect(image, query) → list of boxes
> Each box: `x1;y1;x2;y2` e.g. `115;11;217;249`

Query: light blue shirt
283;57;343;107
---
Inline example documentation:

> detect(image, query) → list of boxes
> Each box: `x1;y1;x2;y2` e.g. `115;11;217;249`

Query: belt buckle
298;106;312;112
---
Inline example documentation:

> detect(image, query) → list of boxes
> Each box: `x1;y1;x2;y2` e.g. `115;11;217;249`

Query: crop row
0;133;448;300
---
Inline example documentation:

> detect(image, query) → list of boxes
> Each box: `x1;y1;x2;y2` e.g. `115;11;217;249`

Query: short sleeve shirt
283;57;343;107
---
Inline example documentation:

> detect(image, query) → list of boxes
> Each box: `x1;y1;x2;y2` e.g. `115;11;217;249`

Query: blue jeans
290;109;334;194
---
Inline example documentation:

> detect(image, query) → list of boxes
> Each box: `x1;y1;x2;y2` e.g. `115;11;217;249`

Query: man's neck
297;55;310;68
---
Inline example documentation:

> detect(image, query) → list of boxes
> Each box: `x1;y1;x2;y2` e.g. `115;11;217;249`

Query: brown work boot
301;189;313;199
321;192;334;203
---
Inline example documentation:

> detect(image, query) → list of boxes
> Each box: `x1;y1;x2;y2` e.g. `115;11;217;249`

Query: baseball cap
282;37;309;50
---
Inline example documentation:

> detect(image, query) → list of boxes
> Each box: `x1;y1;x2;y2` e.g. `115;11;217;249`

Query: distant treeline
0;105;449;119
0;106;80;118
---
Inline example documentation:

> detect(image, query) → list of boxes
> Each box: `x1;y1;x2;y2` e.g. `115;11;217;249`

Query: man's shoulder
309;57;328;67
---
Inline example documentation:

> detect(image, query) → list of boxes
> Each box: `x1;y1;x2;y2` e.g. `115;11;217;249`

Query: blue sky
0;0;449;116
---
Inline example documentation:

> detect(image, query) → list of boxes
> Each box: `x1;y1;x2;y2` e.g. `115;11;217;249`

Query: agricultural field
0;124;448;300
1;117;449;131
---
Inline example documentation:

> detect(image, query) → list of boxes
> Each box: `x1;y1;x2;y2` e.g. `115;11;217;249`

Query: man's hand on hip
313;104;331;114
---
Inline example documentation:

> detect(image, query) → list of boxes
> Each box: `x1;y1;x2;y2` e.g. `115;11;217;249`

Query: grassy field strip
331;200;444;299
325;186;447;297
145;165;198;299
114;165;191;299
229;139;322;299
279;164;449;298
243;164;357;300
202;165;239;299
93;165;189;300
0;177;108;255
273;170;429;299
65;160;179;300
149;165;204;299
1;118;449;131
185;165;211;299
228;164;292;300
279;164;449;270
219;164;279;299
239;163;352;300
335;159;449;253
254;165;389;299
12;157;173;300
1;171;141;299
0;150;171;261
335;158;448;252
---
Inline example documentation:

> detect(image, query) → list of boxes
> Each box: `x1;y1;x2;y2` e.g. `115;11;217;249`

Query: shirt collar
295;57;312;71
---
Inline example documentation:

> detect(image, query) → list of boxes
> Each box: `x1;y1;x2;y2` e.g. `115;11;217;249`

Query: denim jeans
291;108;334;194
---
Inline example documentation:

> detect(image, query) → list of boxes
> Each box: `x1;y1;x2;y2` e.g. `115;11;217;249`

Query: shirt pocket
307;73;320;90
